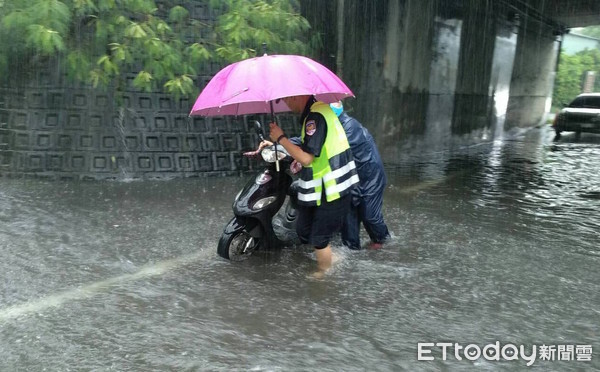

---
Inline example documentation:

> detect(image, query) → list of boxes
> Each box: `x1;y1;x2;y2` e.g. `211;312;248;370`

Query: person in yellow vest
268;95;359;277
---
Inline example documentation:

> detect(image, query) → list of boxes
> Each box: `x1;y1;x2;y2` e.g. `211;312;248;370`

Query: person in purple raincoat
330;102;390;250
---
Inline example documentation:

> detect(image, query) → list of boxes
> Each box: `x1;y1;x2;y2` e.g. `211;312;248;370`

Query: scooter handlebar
242;149;262;157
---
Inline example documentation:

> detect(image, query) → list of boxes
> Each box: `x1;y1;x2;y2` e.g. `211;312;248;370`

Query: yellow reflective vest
297;101;359;206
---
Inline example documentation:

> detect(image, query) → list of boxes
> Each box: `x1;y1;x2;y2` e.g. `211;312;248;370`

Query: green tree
0;0;314;99
553;49;600;107
210;0;312;61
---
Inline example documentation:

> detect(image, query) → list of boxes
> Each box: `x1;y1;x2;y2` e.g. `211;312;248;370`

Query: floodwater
0;126;599;371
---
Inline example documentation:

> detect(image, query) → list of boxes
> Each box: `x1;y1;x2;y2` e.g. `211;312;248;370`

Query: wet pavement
0;125;599;371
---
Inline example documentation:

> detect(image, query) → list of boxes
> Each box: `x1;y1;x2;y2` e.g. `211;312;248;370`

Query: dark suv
553;93;600;138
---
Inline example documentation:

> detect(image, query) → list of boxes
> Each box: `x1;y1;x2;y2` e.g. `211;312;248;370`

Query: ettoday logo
418;342;536;366
418;342;593;366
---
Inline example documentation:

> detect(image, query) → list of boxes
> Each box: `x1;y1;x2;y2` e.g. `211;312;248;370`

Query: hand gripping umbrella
189;54;354;170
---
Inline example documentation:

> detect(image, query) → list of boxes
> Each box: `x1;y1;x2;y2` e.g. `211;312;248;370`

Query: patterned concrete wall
0;0;303;180
0;86;299;180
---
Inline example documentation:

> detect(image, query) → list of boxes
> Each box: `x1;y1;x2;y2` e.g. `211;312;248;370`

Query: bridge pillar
346;0;439;161
505;21;559;129
452;0;497;134
377;0;437;147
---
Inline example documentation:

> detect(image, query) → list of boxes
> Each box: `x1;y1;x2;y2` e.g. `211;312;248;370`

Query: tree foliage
210;0;311;61
553;49;600;107
0;0;314;99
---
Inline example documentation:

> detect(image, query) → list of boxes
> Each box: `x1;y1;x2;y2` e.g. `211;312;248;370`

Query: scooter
217;121;300;261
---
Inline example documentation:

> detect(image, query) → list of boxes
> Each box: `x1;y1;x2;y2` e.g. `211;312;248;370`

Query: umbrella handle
270;101;280;172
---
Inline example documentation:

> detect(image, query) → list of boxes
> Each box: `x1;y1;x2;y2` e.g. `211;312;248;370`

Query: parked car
553;93;600;138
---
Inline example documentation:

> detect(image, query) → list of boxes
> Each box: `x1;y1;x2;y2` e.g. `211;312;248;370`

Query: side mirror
253;120;265;141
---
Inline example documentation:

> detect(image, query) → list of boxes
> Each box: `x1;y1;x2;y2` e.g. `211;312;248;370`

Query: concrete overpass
448;0;600;29
301;0;600;161
536;0;600;28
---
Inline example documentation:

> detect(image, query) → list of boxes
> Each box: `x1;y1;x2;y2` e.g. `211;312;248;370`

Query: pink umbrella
189;54;353;117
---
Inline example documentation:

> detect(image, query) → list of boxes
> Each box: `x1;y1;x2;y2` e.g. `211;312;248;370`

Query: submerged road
0;126;598;371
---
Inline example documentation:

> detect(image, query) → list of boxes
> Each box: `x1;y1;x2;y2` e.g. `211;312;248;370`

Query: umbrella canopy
190;54;353;117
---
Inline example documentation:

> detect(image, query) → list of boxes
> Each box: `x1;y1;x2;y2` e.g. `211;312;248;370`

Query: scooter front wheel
225;231;256;261
217;217;260;261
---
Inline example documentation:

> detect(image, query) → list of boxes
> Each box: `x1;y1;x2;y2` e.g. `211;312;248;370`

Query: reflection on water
0;127;599;371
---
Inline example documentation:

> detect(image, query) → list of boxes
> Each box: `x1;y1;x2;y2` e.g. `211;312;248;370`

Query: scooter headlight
253;196;277;210
261;147;287;163
255;173;272;185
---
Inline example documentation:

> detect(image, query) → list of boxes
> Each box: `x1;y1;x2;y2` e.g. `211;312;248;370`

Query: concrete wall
505;19;559;129
338;0;437;161
451;0;497;134
0;85;231;179
0;82;300;180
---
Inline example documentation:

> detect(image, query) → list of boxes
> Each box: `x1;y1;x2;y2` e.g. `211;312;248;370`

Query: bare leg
313;245;332;278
